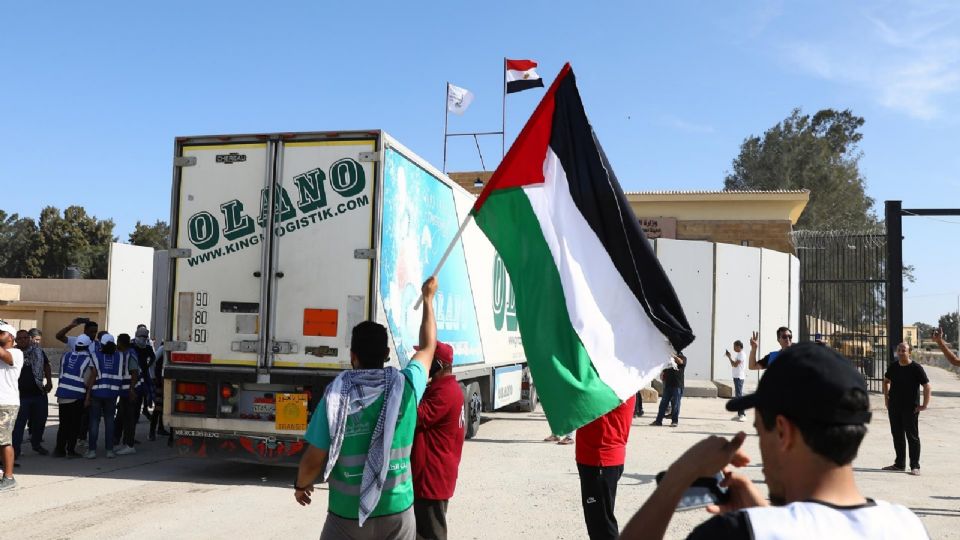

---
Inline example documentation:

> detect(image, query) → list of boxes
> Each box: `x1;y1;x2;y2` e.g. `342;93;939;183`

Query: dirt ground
3;365;958;539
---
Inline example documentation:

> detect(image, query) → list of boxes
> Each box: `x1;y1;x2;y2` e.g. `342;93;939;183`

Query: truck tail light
220;383;237;400
175;401;206;414
174;382;208;414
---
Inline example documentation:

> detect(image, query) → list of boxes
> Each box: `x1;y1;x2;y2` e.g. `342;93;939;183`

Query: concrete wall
759;249;792;358
0;278;107;348
645;240;799;383
712;244;761;382
655;239;714;380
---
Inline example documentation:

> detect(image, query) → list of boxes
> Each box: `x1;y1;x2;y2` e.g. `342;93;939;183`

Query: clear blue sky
2;1;958;326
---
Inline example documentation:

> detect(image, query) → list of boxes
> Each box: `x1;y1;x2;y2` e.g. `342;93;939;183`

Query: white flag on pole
447;83;474;115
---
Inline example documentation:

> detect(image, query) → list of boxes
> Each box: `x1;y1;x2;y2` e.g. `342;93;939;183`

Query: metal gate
794;231;888;392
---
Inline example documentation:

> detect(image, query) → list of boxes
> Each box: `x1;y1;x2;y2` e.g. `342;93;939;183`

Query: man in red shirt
412;341;465;540
577;396;636;540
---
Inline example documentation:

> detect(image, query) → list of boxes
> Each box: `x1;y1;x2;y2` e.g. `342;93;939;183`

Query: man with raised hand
295;278;439;540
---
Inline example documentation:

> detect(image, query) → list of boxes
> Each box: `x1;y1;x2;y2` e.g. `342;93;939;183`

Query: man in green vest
296;277;438;539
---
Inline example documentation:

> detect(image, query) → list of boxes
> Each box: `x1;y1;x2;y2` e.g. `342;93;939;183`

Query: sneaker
738;415;746;422
669;423;679;427
115;445;136;456
33;446;49;456
649;421;663;426
105;450;117;459
84;450;97;459
881;464;904;471
909;468;921;476
0;477;17;492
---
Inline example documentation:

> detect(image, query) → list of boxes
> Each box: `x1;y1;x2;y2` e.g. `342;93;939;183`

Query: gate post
885;200;903;365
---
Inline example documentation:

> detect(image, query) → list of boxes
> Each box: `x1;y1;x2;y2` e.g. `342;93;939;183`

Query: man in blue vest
294;277;439;540
86;333;122;459
54;335;96;458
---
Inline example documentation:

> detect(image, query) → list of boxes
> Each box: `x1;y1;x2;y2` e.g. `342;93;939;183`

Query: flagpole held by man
470;63;694;538
294;278;440;540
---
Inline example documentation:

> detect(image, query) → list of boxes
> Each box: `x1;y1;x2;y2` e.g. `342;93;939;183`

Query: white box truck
160;131;536;463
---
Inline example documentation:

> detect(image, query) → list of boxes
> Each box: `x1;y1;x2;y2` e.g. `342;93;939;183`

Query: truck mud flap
173;431;306;464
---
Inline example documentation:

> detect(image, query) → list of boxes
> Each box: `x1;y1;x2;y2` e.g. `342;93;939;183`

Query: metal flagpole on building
443;82;450;173
501;57;507;158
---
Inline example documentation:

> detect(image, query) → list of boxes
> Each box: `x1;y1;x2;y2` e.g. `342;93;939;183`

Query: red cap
414;341;454;366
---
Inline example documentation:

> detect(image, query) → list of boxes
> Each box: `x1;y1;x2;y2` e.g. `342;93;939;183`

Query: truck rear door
269;137;378;369
170;142;271;369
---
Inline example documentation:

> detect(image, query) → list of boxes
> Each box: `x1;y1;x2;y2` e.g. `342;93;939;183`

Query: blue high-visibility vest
92;351;124;399
56;351;92;400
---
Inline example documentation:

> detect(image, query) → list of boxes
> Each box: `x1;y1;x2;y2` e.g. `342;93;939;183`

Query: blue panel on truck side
493;365;523;409
379;148;484;366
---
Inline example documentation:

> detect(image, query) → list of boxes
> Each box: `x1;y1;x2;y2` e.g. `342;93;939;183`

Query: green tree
914;321;934;339
939;312;959;345
725;108;877;230
0;211;45;278
129;220;170;250
37;206;115;279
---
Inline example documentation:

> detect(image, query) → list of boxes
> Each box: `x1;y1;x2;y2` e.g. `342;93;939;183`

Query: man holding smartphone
932;328;959;366
621;343;929;539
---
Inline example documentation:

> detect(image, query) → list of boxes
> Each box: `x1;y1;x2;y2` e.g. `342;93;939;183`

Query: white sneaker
84;450;96;459
115;445;136;456
105;450;117;459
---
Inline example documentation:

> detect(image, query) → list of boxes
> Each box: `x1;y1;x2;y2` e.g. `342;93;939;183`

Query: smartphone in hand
656;471;729;510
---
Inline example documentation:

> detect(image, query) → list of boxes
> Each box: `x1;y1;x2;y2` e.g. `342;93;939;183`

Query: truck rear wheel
464;382;482;439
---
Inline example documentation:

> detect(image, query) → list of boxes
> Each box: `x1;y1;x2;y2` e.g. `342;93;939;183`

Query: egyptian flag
506;59;544;94
473;64;694;434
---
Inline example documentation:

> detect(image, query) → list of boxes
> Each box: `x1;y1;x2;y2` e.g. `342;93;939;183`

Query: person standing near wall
748;327;793;370
651;353;686;427
725;340;747;421
882;342;930;476
12;329;52;459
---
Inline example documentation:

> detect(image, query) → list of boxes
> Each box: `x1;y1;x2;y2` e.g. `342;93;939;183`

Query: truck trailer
159;130;536;463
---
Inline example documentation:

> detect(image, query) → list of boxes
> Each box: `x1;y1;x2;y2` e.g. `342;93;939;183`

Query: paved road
3;365;959;539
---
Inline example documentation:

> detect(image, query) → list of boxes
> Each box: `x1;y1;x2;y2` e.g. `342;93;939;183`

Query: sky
1;0;958;326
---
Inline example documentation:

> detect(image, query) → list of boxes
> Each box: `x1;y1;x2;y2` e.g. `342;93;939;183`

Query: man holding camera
621;342;929;539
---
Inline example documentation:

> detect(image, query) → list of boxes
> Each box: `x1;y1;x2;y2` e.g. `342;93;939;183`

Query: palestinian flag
473;64;694;434
506;59;544;94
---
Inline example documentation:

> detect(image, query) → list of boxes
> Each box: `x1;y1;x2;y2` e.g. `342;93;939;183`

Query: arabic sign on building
638;217;677;239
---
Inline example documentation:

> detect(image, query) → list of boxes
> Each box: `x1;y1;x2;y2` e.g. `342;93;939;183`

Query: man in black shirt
882;342;930;476
651;353;685;427
620;343;929;540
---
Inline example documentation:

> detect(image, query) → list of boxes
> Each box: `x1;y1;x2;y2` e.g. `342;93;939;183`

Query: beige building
448;172;810;254
0;278;107;348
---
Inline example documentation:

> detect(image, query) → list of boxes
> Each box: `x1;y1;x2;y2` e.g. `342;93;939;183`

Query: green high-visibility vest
328;379;417;519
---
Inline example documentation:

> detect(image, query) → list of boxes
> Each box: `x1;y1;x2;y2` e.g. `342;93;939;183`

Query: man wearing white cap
0;321;24;490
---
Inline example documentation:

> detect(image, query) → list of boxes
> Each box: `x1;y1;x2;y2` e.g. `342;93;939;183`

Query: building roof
626;189;810;224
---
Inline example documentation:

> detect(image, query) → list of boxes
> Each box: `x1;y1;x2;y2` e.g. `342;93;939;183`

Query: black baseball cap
726;342;872;425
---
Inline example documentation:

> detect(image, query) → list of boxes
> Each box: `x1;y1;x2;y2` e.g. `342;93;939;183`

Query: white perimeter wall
106;243;155;337
758;249;792;360
655;239;714;380
645;241;798;382
712;244;761;382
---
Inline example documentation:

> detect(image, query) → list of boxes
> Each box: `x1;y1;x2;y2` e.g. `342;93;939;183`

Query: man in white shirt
55;318;100;352
0;322;24;491
621;342;929;540
725;341;747;421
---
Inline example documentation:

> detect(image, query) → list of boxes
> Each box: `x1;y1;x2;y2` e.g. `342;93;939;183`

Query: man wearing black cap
620;342;929;539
